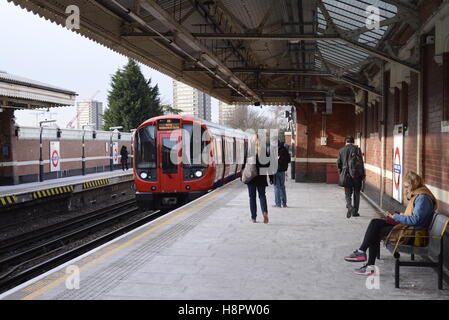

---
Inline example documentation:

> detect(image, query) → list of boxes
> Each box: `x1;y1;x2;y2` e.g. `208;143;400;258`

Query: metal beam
339;37;420;73
341;15;403;39
317;0;340;34
329;75;382;97
122;32;341;41
381;0;418;15
184;67;334;77
133;0;262;101
252;88;329;93
124;30;419;72
188;0;255;71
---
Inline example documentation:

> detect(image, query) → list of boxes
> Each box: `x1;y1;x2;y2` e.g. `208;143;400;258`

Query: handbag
338;167;352;187
385;224;415;245
242;157;258;184
384;224;415;254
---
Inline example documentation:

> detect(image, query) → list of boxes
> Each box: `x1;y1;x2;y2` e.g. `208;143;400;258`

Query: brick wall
294;102;355;182
0;126;133;185
359;38;449;216
0;109;15;184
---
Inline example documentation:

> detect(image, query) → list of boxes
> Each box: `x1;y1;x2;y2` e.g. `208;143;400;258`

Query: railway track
0;200;162;293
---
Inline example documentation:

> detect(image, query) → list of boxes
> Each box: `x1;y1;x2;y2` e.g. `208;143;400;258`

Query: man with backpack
270;141;291;208
337;136;366;218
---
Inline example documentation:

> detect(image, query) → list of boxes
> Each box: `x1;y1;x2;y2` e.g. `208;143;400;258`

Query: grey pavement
2;178;448;300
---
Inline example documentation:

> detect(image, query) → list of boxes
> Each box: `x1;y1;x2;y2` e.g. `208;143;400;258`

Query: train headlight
195;170;203;178
140;172;148;179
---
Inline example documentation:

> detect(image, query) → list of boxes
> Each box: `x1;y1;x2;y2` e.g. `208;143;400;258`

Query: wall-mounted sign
113;142;119;165
392;124;404;203
50;141;60;172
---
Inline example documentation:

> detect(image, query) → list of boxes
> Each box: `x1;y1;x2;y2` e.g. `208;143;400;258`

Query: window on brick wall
384;71;389;125
444;52;449;121
368;105;373;134
379;100;383;130
394;87;400;124
374;101;379;133
401;82;409;124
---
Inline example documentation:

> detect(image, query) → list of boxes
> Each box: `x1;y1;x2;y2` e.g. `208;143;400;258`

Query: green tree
103;59;163;131
161;104;183;115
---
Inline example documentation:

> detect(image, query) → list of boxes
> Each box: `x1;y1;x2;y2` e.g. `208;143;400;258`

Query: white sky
0;0;219;128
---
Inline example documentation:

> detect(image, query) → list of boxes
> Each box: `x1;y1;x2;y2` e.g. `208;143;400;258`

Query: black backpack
348;146;364;178
277;146;291;172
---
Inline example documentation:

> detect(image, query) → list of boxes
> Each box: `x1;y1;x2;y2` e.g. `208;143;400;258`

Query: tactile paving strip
51;183;238;300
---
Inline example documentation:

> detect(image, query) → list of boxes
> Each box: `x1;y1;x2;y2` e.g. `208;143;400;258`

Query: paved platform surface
1;178;448;300
0;170;133;197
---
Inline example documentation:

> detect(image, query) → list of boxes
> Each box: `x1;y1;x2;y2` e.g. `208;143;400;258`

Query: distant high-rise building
76;100;103;130
173;80;211;121
218;101;237;126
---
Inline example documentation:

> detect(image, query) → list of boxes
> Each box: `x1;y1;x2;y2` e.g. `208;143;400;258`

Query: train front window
182;124;208;167
162;138;178;174
136;125;156;169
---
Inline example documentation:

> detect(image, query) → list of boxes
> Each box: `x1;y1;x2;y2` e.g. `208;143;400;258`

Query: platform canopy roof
8;0;423;106
0;71;77;109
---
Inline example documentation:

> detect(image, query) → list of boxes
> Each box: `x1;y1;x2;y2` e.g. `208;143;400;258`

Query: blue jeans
274;171;287;207
247;184;268;220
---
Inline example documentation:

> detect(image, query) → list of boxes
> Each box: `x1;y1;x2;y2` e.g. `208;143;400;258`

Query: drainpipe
380;63;386;209
417;36;424;176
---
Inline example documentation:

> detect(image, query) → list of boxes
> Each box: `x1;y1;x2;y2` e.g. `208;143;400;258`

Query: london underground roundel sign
51;150;60;168
50;141;61;172
393;147;401;191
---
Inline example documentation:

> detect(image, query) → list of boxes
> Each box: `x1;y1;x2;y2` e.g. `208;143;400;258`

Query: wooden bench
385;213;449;289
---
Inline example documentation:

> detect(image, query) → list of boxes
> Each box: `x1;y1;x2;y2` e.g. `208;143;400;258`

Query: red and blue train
133;115;252;209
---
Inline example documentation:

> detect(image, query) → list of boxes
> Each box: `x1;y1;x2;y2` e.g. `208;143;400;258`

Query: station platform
0;170;133;207
1;178;448;300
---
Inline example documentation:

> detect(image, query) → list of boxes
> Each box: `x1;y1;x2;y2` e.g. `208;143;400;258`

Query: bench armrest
394;235;441;239
384;232;441;255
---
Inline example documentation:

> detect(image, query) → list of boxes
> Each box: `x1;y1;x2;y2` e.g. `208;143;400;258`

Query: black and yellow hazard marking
82;178;110;190
0;195;18;206
32;186;75;200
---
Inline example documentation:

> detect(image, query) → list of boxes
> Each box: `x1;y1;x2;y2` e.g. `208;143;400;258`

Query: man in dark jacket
120;145;129;171
337;136;365;218
270;141;291;208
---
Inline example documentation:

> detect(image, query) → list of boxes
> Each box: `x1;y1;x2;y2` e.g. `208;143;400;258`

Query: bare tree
226;105;272;131
267;106;290;129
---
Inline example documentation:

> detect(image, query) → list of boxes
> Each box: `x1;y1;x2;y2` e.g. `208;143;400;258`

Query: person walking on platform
344;171;437;275
271;141;291;208
120;145;129;171
244;136;272;224
337;136;365;218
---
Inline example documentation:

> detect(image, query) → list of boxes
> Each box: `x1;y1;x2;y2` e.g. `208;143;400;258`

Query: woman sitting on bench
344;171;438;275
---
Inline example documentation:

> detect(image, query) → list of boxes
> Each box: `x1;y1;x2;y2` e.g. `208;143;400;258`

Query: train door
222;136;228;183
158;130;182;193
213;135;224;186
232;137;237;178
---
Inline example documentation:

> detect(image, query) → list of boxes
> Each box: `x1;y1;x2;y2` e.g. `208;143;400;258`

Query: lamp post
82;124;95;175
289;106;296;180
109;126;123;171
39;120;56;182
130;128;136;171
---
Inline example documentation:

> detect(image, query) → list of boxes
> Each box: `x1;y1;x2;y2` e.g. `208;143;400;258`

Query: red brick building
293;1;449;216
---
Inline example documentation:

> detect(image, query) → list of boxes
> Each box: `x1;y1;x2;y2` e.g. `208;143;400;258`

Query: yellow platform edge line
21;182;234;300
